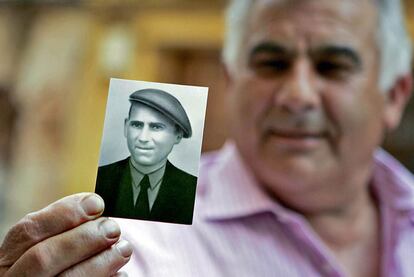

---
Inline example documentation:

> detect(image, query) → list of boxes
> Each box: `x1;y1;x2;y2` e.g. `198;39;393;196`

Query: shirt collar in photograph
129;158;166;190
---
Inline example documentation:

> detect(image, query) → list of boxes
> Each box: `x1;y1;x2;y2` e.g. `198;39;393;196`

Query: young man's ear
124;118;129;138
383;74;413;131
175;128;183;144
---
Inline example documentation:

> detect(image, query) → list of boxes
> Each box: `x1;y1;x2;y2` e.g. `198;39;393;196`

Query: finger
58;240;133;277
6;217;121;277
112;271;128;277
0;193;104;267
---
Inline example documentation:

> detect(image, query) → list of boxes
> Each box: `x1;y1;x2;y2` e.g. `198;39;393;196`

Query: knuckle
0;214;41;266
21;213;42;240
58;267;84;277
27;244;52;273
55;220;108;259
101;249;118;265
104;247;130;272
94;250;125;275
70;226;96;249
9;212;42;245
49;198;90;227
59;248;127;277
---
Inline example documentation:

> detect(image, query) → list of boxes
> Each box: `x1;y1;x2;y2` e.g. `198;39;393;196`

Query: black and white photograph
95;78;208;224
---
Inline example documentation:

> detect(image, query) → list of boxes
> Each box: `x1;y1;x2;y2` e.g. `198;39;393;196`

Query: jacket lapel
114;158;135;217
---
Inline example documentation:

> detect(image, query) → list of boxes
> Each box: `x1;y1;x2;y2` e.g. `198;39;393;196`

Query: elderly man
95;89;197;224
0;0;413;276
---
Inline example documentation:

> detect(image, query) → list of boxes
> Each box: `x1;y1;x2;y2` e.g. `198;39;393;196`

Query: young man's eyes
149;123;165;130
129;121;166;131
130;121;144;128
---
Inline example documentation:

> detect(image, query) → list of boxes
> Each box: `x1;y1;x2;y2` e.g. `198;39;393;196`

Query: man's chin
257;158;331;189
131;156;156;166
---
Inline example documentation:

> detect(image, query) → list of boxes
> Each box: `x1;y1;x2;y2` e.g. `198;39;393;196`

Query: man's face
125;103;182;171
227;0;407;211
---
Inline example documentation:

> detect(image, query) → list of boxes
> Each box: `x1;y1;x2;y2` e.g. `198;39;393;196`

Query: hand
0;193;133;277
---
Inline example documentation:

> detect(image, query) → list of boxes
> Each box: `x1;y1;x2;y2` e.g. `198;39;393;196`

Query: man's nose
138;126;151;142
274;58;320;113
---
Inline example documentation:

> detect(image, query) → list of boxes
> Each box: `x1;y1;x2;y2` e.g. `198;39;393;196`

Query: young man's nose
274;58;321;113
138;125;151;142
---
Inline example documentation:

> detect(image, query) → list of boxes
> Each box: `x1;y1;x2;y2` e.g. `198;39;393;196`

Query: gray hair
222;0;413;92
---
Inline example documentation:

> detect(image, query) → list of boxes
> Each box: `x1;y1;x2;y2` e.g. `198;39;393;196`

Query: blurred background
0;0;413;239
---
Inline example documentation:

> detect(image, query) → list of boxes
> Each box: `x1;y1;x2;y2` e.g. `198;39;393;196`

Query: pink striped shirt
117;142;414;276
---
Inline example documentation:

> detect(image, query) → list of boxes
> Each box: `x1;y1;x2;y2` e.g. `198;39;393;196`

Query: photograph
95;78;208;224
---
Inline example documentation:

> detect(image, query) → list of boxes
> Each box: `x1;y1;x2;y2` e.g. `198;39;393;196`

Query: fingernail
116;240;133;258
81;194;104;216
101;219;121;239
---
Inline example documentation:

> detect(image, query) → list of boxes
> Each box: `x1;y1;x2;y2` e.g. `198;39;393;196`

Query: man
95;88;197;224
0;0;413;276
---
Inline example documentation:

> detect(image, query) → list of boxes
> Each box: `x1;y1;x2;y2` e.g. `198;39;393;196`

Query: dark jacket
95;157;197;224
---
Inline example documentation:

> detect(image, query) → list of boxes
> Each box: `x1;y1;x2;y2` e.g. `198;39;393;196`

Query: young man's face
124;103;182;171
227;0;410;211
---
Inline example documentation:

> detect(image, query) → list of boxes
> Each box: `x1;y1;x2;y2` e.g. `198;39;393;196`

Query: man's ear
175;129;183;144
222;62;239;111
124;118;129;138
383;74;413;131
222;62;233;90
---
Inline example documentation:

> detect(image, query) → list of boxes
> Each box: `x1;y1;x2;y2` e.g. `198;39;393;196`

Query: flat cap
129;88;192;138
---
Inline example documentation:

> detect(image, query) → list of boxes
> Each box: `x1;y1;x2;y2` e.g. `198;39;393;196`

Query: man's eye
150;124;164;131
316;61;352;79
130;122;143;128
250;59;290;75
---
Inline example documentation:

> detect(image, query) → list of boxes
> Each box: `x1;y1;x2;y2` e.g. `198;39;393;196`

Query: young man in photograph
95;88;197;224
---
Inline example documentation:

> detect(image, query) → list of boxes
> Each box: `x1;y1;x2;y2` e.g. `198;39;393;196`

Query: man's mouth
135;146;154;150
267;128;328;150
269;129;326;139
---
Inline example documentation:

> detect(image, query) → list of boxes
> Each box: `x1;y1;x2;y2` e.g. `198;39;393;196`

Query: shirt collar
371;148;414;216
129;158;166;190
200;141;302;222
